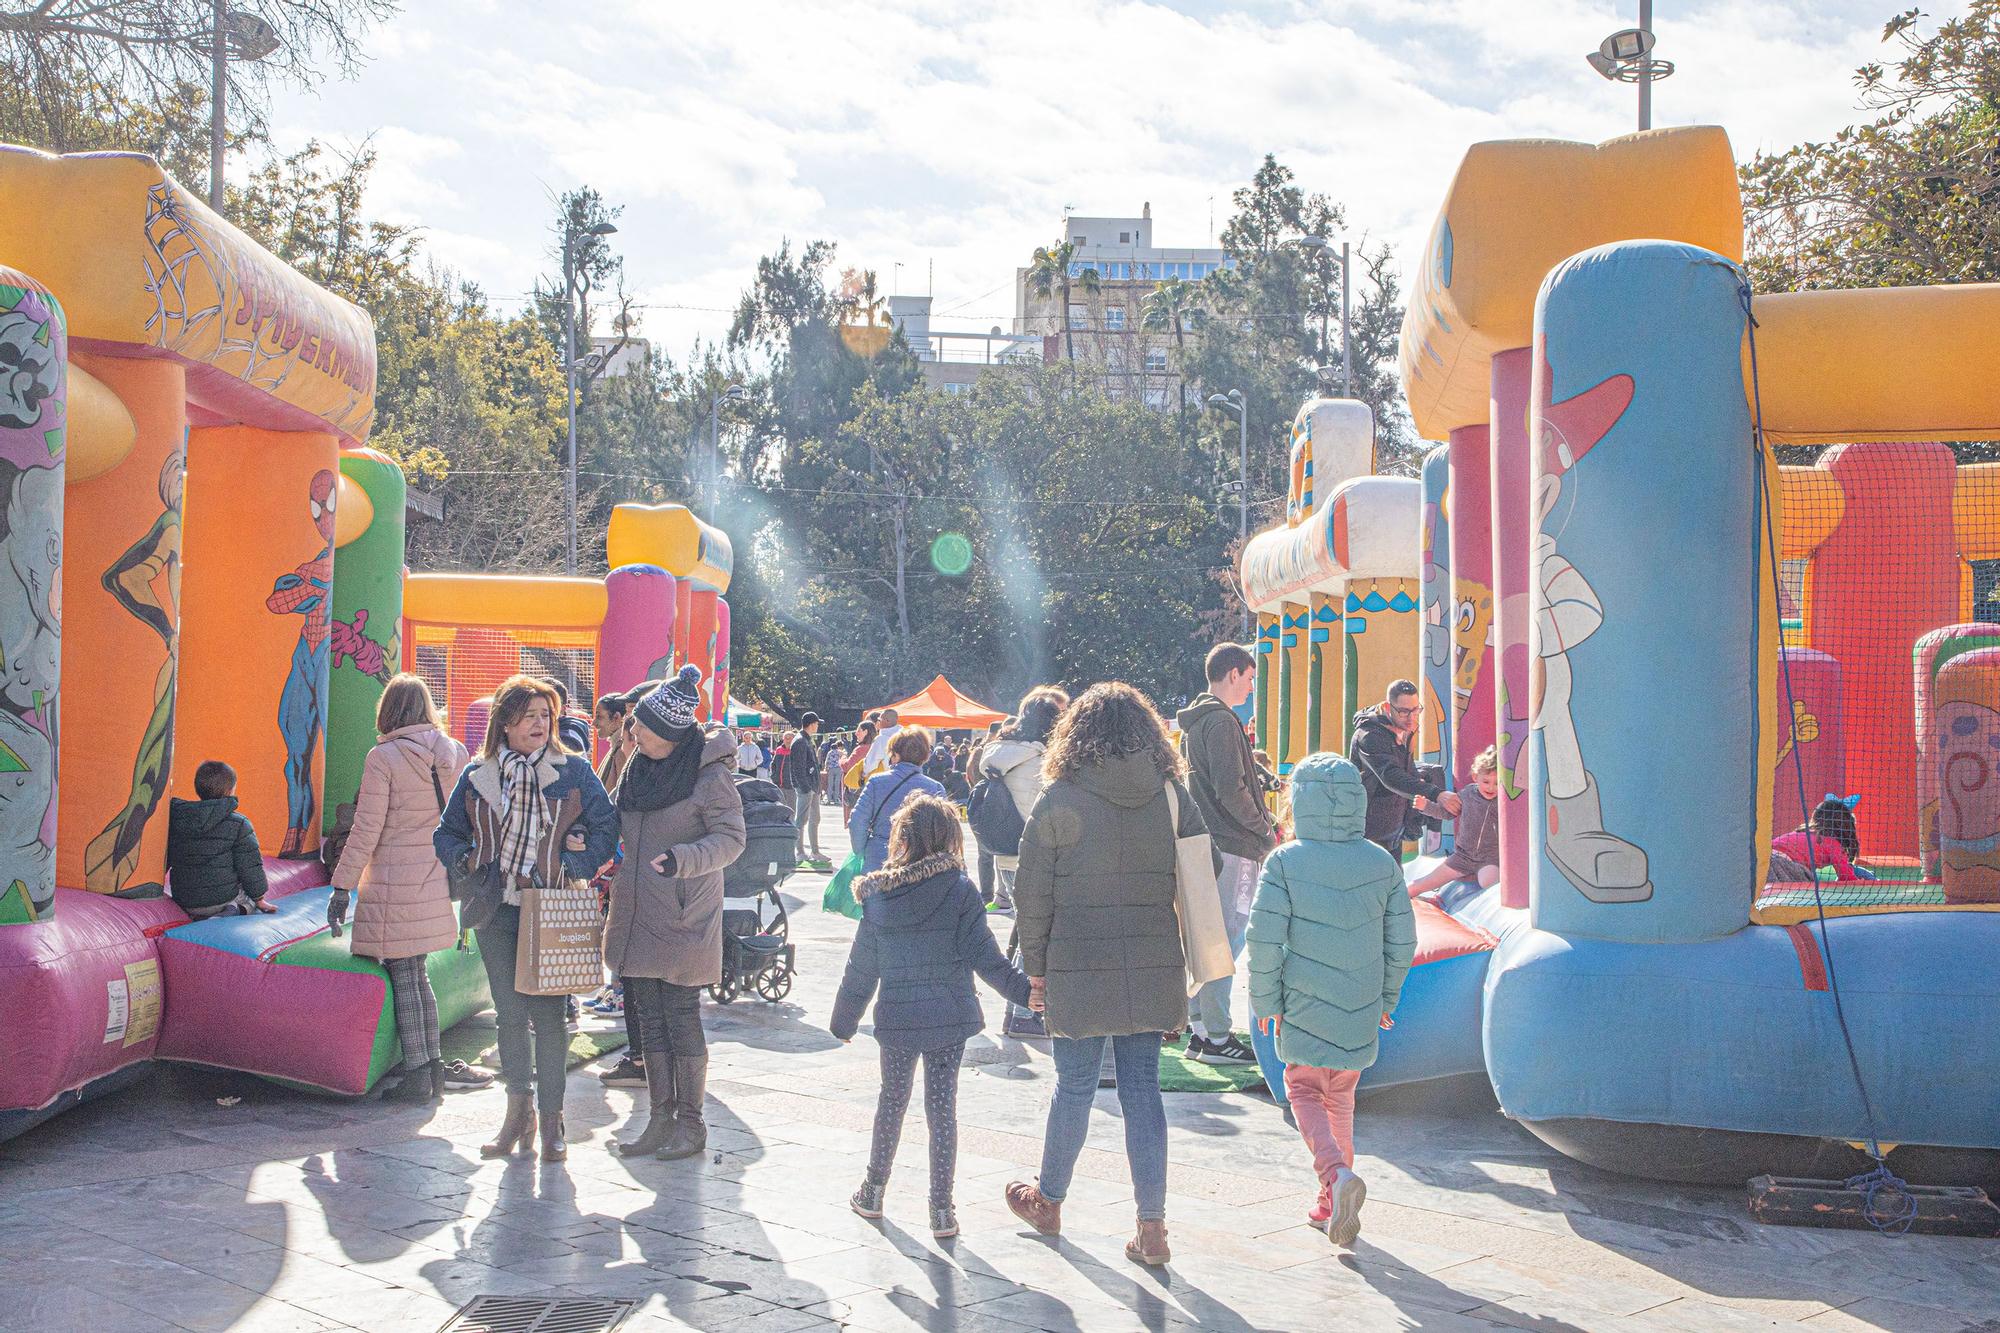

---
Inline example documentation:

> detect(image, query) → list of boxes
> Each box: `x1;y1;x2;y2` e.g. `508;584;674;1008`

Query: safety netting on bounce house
1760;441;2000;924
408;625;599;752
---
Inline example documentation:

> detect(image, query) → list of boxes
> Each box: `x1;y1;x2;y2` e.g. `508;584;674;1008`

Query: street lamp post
207;4;280;210
1586;1;1673;131
563;220;618;575
1207;388;1250;636
708;383;749;524
1296;235;1352;398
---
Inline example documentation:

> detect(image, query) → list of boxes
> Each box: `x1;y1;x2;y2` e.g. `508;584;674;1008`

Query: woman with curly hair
1003;682;1207;1267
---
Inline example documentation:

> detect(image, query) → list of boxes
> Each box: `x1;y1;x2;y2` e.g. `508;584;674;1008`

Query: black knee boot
655;1056;708;1160
616;1058;678;1157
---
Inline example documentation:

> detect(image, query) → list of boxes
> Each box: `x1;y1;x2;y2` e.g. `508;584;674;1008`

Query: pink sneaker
1307;1179;1332;1230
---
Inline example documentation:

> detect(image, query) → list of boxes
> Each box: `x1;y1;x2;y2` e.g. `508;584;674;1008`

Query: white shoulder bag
1165;783;1234;994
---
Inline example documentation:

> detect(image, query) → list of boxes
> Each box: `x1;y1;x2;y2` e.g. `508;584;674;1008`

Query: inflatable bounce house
0;147;735;1142
1243;125;2000;1187
404;502;735;754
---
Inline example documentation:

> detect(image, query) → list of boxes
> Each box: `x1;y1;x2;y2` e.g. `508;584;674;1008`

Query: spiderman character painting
267;469;336;857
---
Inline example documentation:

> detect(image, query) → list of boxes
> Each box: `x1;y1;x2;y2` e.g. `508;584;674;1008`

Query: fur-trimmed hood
855;851;961;902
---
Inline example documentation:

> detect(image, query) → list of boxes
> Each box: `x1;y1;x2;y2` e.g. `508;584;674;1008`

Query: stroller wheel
756;967;792;1002
711;976;738;1005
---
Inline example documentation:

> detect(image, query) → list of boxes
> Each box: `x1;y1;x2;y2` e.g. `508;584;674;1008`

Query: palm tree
1141;277;1202;413
1027;239;1100;361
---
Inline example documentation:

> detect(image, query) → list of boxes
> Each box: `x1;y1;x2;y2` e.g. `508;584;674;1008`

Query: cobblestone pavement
3;803;1997;1332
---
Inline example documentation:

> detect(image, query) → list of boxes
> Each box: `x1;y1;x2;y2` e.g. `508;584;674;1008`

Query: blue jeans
1195;853;1256;1037
1039;1033;1168;1220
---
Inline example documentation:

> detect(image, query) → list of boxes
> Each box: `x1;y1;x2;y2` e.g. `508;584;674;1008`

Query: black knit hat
636;664;704;738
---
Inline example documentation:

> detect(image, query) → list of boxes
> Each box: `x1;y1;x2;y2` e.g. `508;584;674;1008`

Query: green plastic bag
822;852;865;920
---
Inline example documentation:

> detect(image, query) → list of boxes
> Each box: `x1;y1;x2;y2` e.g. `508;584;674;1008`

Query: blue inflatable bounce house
1238;125;2000;1189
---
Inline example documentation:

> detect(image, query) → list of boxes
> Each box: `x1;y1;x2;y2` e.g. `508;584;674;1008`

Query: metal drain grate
440;1295;639;1333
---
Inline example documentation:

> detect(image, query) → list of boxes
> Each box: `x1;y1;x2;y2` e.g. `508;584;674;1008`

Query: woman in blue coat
434;675;619;1164
847;726;945;872
831;794;1031;1239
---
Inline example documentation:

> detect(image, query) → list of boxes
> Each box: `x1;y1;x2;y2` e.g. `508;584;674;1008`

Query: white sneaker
1327;1167;1366;1247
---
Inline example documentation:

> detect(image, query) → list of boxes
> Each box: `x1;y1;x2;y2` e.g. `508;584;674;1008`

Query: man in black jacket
787;713;825;865
1351;680;1461;856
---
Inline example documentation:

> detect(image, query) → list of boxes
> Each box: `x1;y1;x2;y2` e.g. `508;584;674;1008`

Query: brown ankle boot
1126;1217;1171;1266
1004;1182;1062;1236
480;1093;535;1158
539;1110;567;1163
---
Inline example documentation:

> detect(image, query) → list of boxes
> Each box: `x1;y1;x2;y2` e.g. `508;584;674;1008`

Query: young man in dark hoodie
1175;643;1279;1066
1350;680;1461;856
167;761;274;918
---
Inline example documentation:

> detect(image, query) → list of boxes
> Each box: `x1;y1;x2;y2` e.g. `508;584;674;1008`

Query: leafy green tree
0;0;394;188
1742;3;2000;292
1180;154;1415;634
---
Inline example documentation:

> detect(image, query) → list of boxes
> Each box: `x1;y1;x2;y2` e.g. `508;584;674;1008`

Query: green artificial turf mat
440;1011;627;1072
1157;1035;1272;1094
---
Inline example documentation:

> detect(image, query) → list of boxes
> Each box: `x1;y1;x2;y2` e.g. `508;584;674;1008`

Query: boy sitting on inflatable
167;761;276;919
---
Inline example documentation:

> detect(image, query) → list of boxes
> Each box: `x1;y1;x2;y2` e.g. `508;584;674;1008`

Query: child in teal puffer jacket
1246;752;1416;1249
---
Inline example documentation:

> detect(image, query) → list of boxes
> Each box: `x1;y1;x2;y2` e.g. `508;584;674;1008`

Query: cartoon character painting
0;277;65;922
267;468;335;857
1533;353;1652;903
1935;647;2000;905
83;451;184;891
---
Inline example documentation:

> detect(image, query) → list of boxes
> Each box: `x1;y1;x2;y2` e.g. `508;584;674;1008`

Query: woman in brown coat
328;675;478;1104
605;666;747;1162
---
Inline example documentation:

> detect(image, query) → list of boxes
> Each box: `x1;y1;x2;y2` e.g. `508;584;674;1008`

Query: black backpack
968;772;1026;857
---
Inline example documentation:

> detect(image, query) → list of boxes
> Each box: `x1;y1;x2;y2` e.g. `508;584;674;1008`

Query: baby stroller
713;776;799;1003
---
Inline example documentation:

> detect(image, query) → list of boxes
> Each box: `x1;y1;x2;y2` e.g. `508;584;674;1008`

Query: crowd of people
157;646;1499;1270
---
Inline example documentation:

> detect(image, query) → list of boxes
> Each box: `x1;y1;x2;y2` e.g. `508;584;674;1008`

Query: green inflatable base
270;929;492;1091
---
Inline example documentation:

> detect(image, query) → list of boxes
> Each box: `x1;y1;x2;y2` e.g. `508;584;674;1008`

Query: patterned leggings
382;955;441;1070
867;1042;965;1207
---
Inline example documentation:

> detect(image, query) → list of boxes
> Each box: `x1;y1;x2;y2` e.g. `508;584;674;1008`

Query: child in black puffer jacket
831;794;1030;1239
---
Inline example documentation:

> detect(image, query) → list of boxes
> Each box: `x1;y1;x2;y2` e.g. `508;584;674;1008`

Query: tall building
1014;203;1228;409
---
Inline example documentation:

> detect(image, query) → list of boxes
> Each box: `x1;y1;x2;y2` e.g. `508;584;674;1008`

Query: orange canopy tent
876;675;1008;729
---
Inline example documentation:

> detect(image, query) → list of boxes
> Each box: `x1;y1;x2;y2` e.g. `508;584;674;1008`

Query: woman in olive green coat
1004;682;1206;1268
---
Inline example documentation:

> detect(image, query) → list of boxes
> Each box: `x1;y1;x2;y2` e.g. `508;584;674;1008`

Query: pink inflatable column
1772;648;1844;839
1490;349;1534;908
599;564;678;718
1914;623;2000;878
1448;423;1495;789
712;599;732;723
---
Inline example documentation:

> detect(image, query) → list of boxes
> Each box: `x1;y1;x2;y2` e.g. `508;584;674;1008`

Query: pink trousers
1284;1065;1361;1182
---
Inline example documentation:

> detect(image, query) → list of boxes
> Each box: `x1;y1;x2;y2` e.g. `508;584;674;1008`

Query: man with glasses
1351;680;1461;857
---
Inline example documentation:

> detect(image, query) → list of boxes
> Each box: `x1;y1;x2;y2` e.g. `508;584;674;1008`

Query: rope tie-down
1743;277;1919;1238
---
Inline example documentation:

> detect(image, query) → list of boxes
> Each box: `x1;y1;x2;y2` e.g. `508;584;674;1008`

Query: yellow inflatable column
1278;601;1312;774
1310;590;1344;753
59;356;186;894
1253;611;1279;754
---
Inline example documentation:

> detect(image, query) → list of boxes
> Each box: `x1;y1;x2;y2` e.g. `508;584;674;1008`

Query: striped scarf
496;747;551;887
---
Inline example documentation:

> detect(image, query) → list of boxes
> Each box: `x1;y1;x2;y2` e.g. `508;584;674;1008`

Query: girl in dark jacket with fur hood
831;795;1031;1240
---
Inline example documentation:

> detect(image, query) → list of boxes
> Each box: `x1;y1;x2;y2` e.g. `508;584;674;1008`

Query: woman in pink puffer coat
329;674;477;1103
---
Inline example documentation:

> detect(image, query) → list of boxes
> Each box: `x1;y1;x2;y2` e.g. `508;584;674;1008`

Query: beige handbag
1165;783;1234;994
515;872;606;997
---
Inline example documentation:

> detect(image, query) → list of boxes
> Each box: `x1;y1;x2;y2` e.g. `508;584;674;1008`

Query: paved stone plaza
3;806;1997;1333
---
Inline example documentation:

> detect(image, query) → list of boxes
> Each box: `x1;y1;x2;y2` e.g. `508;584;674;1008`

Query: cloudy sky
262;0;1941;354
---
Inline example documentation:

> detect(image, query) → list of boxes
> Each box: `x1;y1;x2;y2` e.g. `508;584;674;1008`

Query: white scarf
497;746;550;886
